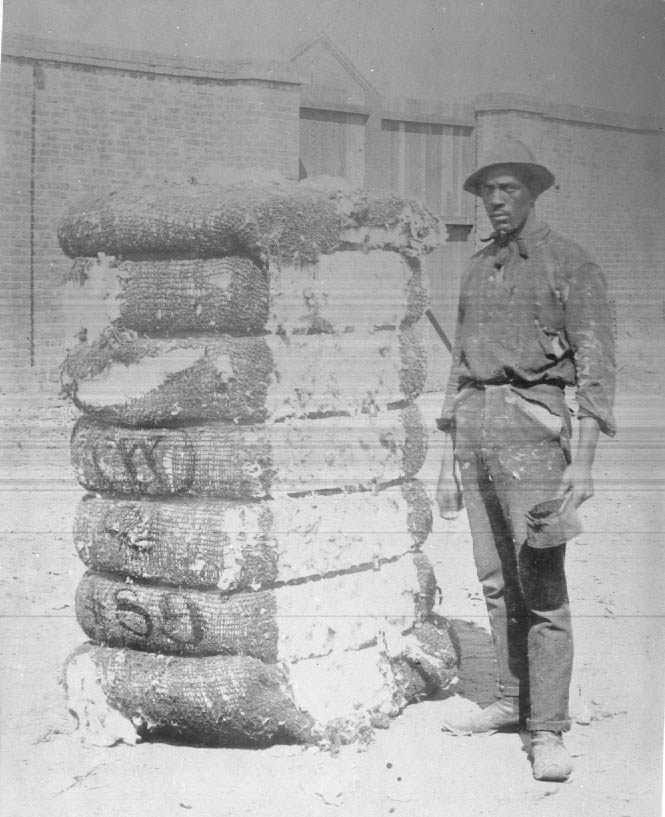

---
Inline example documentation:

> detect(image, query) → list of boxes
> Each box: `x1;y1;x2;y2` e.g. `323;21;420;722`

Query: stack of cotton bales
59;177;458;748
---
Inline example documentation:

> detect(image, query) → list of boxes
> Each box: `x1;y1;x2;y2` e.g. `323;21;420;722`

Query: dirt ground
0;387;663;817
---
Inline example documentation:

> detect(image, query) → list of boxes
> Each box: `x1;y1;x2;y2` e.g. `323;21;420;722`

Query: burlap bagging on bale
65;250;427;341
296;176;440;256
57;183;342;263
70;407;426;497
73;480;432;590
331;187;440;257
64;615;457;748
57;180;439;264
267;251;428;335
63;643;315;747
389;616;460;705
62;332;272;425
61;325;427;425
66;255;269;337
75;553;437;661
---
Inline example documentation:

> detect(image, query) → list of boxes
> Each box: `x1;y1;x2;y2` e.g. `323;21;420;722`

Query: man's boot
441;697;521;734
530;731;573;781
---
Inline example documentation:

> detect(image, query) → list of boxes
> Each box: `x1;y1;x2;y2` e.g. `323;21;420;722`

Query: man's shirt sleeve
436;298;465;432
564;262;617;436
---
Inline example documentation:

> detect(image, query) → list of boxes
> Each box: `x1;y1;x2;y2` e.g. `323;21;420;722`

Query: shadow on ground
450;618;497;707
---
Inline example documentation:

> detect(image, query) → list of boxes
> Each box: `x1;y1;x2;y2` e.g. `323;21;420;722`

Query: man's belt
459;376;567;391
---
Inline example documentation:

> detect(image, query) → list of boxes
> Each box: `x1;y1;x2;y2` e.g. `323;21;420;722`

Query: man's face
480;168;535;234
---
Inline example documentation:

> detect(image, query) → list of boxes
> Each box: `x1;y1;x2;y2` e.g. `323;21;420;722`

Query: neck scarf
482;229;530;269
480;228;530;293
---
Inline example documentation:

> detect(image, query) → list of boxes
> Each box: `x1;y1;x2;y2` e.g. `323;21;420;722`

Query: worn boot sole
531;732;573;781
532;761;573;782
441;698;521;734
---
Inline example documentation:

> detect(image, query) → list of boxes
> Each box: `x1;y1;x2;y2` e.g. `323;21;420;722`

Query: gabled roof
290;32;380;100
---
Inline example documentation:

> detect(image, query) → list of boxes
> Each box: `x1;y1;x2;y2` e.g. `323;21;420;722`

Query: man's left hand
556;461;594;508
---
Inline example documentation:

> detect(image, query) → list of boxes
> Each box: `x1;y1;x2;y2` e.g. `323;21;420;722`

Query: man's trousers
453;384;574;732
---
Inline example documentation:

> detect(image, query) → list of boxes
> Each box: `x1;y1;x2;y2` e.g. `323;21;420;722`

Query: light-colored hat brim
464;161;555;196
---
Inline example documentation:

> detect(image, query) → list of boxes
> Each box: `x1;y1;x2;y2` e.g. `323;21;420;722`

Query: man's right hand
435;435;464;520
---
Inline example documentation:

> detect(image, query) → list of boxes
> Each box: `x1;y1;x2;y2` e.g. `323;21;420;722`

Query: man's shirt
439;214;616;436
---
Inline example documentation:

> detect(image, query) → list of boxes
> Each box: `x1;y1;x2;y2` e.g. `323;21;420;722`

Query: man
436;137;615;782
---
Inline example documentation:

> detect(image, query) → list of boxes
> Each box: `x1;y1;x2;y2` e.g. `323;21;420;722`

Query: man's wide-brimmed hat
464;136;555;197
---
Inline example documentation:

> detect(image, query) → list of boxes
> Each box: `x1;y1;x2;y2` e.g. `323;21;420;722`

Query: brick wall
0;59;34;375
474;96;665;396
0;36;303;393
